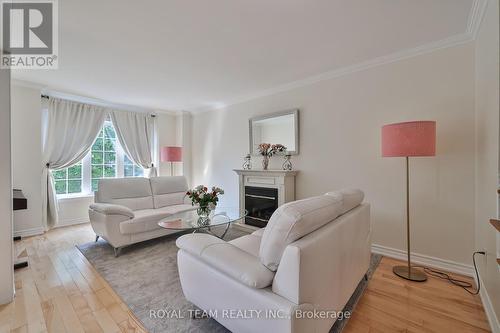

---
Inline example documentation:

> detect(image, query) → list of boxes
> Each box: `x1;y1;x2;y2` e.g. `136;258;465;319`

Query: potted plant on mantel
186;185;224;218
257;143;287;170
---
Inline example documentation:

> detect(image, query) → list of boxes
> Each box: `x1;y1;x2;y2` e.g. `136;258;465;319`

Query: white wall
157;113;178;176
0;68;14;304
474;0;500;326
179;111;192;184
11;85;44;237
192;43;476;265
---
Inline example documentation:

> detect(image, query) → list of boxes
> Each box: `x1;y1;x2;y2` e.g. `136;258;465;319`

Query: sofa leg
114;247;121;257
364;273;368;281
95;235;100;242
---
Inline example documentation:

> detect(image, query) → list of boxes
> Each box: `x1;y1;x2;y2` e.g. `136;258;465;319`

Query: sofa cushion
89;203;135;218
95;178;154;210
150;176;188;208
154;192;186;209
177;234;275;288
259;194;343;271
119;204;195;234
229;234;262;257
325;189;364;215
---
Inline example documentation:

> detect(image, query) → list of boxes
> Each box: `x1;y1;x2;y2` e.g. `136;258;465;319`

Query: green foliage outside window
92;121;117;192
54;163;82;195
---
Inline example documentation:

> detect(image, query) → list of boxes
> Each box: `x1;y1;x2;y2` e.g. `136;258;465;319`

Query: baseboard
57;217;89;227
14;227;44;238
478;275;500;333
371;243;474;277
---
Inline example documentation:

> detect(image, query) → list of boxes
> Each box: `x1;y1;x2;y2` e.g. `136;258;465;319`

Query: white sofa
89;176;195;255
176;189;371;333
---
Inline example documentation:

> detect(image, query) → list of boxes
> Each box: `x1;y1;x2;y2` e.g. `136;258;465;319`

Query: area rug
77;227;382;333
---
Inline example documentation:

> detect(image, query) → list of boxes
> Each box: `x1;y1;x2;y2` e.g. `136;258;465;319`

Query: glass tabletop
158;207;247;230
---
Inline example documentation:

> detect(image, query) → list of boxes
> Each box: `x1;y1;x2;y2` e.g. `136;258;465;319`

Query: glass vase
197;205;212;218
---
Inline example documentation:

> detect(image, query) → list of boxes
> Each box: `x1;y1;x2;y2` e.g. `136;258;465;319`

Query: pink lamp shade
161;146;182;162
382;121;436;157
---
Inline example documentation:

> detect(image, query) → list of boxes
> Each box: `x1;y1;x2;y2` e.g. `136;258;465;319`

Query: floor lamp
381;121;436;282
161;146;182;176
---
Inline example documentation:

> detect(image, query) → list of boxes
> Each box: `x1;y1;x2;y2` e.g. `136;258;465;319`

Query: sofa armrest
89;203;135;218
176;234;274;288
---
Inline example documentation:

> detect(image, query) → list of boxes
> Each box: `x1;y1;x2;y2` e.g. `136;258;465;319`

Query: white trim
14;227;44;238
371;243;474;277
466;0;489;39
190;33;473;113
478;274;500;333
57;193;94;201
57;217;90;227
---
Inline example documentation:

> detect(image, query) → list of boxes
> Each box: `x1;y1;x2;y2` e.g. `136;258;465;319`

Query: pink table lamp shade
161;146;182;162
382;121;436;157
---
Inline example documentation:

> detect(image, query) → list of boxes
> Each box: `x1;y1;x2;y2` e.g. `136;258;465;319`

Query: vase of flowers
257;143;287;170
186;185;224;218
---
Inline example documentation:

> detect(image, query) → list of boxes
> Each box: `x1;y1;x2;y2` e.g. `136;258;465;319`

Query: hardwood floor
0;224;146;333
0;223;491;333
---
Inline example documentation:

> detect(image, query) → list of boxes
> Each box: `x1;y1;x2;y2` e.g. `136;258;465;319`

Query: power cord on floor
413;251;485;295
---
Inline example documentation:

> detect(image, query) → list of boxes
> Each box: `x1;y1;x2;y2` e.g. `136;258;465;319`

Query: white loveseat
89;176;194;255
176;189;371;333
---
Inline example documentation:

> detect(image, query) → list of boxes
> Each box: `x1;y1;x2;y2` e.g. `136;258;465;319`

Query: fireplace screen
244;186;278;228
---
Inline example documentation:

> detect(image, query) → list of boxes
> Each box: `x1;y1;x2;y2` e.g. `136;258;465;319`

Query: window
91;121;117;192
54;120;145;196
124;155;144;177
53;163;82;195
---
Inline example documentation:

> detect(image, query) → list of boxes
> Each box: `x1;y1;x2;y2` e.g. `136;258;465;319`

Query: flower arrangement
186;185;224;217
257;143;287;170
257;143;287;157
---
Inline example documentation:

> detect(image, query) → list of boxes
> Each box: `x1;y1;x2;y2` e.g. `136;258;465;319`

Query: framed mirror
249;109;299;155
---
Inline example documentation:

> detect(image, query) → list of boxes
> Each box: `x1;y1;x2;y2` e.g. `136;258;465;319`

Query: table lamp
381;120;436;282
161;146;182;176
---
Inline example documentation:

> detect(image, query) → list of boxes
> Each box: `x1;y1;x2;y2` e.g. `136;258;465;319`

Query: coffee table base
192;222;231;239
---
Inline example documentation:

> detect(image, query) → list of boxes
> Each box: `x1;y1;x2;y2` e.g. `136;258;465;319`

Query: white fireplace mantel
233;169;298;231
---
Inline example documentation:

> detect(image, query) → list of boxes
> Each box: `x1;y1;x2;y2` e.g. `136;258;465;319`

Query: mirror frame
249;109;299;155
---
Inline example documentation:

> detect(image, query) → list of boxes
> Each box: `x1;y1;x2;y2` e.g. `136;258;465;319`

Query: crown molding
11;79;180;115
190;0;489;114
11;79;47;90
466;0;489;39
190;33;473;113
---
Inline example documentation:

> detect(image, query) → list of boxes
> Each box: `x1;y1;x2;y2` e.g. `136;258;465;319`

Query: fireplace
234;169;298;231
244;186;278;227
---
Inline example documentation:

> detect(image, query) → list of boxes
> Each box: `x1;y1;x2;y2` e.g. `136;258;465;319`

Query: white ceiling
12;0;476;112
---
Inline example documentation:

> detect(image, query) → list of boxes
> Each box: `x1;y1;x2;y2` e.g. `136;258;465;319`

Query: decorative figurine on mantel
282;154;293;170
242;154;252;170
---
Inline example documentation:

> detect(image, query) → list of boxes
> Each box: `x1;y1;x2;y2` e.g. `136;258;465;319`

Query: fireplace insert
244;186;278;228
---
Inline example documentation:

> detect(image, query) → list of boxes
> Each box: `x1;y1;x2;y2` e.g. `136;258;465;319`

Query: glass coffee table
158;207;247;239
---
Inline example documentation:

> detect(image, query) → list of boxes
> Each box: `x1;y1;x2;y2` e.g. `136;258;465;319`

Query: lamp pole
392;156;427;282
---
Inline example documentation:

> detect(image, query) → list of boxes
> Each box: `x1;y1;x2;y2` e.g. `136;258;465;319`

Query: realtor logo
1;0;58;69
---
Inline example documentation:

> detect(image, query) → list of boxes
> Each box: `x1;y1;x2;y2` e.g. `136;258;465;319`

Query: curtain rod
40;94;156;117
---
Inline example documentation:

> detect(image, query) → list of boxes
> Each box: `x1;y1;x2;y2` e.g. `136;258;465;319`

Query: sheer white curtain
42;97;107;229
110;110;157;177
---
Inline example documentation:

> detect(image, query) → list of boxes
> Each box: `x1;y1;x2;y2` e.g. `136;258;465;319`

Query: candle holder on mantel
282;154;293;170
242;154;252;170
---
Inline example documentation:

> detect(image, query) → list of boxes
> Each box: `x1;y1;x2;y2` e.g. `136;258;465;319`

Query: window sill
57;193;94;202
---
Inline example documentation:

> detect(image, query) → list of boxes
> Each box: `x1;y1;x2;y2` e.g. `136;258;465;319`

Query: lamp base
393;265;427;282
